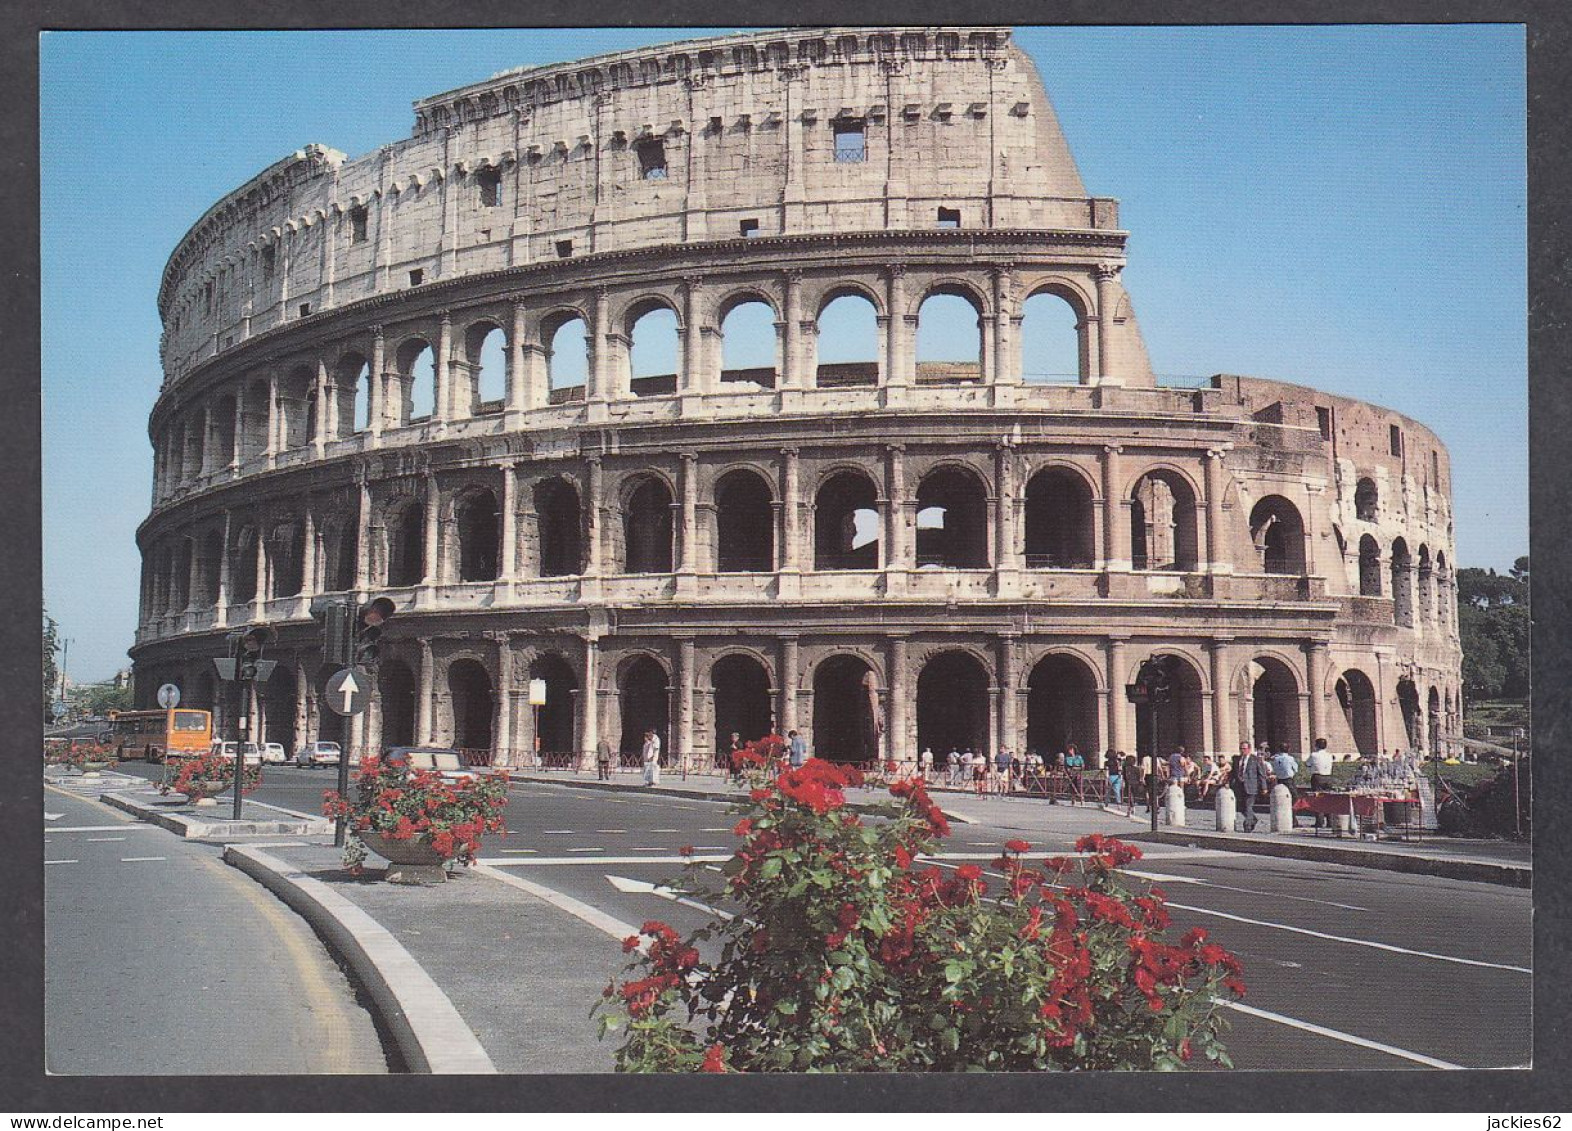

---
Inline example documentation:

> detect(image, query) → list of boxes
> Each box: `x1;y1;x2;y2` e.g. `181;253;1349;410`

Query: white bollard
1164;783;1187;827
1334;812;1354;836
1215;787;1236;832
1270;784;1294;833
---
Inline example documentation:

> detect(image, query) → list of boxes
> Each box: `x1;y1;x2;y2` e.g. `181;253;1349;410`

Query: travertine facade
132;26;1461;769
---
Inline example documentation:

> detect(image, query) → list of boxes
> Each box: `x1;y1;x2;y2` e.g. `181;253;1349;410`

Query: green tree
1457;557;1529;703
82;683;133;716
42;607;60;723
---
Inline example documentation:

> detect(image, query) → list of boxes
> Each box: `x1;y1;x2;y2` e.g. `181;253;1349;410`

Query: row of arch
154;275;1103;498
146;641;1457;766
1351;533;1455;630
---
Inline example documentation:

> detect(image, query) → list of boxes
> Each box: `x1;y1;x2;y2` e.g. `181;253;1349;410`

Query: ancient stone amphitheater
131;26;1462;770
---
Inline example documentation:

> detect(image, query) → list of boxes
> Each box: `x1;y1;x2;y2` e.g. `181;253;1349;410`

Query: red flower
956;864;982;882
1004;839;1031;854
700;1043;728;1072
733;818;753;837
622;935;641;954
679;845;694;857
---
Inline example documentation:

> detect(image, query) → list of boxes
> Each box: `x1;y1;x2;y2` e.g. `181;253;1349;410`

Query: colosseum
130;26;1463;772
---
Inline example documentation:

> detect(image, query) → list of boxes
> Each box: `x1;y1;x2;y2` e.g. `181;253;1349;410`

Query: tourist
971;749;988;795
727;731;746;783
595;737;613;781
641;728;662;787
1270;744;1300;809
947;747;962;787
919;746;935;782
788;729;808;769
1305;737;1335;828
1234;741;1271;831
1107;757;1124;806
1121;752;1139;815
995;746;1013;794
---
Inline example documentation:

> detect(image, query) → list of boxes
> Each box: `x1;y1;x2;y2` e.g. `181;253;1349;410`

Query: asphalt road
43;781;389;1075
108;762;1534;1071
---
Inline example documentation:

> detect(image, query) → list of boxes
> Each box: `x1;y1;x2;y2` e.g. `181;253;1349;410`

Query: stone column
1204;447;1230;574
499;459;518;582
1106;636;1128;756
1306;639;1329;747
995;442;1018;581
184;536;201;613
435;314;453;423
496;637;514;766
584;457;604;589
313;360;329;456
1208;636;1234;756
265;373;280;465
1094;263;1121;385
780;270;803;391
580;635;600;770
779;635;799;736
1101;444;1129;572
677;637;695;774
417;639;434;744
999;633;1019;754
885;444;907;583
508;301;528;415
991;264;1015;388
887;635;908;762
229;394;244;470
682;276;705;398
216;511;232;627
300;508;317;597
678;452;699;585
422;472;440;587
884;265;909;391
355;469;372;590
368;326;385;445
590;287;611;413
780;447;801;573
252;526;268;618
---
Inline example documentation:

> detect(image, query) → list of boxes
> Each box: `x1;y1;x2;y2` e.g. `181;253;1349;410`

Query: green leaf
760;856;783;880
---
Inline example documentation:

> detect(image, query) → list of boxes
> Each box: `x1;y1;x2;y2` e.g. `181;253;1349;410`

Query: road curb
223;844;497;1074
101;790;332;838
1141;828;1530;887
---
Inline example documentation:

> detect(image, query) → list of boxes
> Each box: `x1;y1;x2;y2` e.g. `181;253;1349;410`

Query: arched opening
186;414;207;475
1026;653;1100;757
917;651;990;758
268;524;304;598
1390;538;1414;627
1023;467;1095;568
628;303;679;397
334;353;369;438
1355;477;1379;522
1428;686;1442;756
1358;535;1383;597
1132;655;1206;759
1250;495;1306;575
455;488;501;582
386;500;425;588
715;469;775;573
447;659;494;755
915;467;989;569
199;529;223;605
190;669;218;715
212;394;237;466
622;477;674;574
534;477;582;577
1436;552;1451;629
1019;290;1083;383
529;654;578;760
815;292;879;388
719;299;778;388
241;380;270;462
1418;545;1434;623
814;471;879;570
711;654;773;760
281;366;315;448
618;656;670;764
812;654;881;764
232;526;258;603
1130;470;1198;572
397;339;436;423
914;290;982;383
467;323;508;411
1247;657;1302;753
1335;669;1379;758
327;522;358;593
1397;679;1421;750
377;660;417;749
262;665;297;752
545;315;589;402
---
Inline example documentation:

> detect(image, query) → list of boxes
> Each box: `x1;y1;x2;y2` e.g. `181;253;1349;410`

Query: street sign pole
323;666;371;847
337;712;356;848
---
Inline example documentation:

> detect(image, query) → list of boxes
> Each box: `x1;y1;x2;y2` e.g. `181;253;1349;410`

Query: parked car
383;746;480;786
208;740;261;765
295;741;342;767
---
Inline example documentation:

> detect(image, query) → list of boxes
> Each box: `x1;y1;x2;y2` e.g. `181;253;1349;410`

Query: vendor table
1294;790;1422;838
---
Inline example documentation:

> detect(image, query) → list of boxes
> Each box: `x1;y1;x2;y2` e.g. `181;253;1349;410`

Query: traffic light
237;625;277;682
354;597;395;670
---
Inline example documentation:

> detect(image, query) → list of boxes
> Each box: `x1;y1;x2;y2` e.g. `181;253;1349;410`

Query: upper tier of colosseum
157;26;1124;384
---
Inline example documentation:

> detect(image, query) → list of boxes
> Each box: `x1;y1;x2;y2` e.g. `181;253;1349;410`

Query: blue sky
40;26;1526;682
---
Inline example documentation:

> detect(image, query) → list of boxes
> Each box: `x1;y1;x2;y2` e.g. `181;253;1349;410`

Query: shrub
594;742;1243;1072
159;747;261;799
322;756;509;872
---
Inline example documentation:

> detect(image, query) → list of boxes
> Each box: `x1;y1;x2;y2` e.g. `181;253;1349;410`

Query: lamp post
529;678;547;769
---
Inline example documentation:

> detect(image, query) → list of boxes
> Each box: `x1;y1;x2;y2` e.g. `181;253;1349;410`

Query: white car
387;746;480;786
260;742;289;765
209;740;261;766
295;741;342;767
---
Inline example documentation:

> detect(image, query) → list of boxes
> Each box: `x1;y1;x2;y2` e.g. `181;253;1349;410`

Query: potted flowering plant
76;741;115;773
159;747;261;807
594;740;1244;1072
322;756;509;884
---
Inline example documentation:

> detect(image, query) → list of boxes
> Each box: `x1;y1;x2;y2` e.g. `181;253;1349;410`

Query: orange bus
110;708;212;763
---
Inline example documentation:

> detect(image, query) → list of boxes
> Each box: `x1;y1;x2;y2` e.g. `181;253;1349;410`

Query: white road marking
568;848;604;853
1165;901;1532;974
478;855;730;867
86;837;126;843
45;812;63;821
594;829;628;834
605;874;736;921
38;824;149;834
474;865;641;943
120;856;167;863
699;828;731;833
542;829;576;834
692;845;729;851
44;860;77;865
1125;869;1369;912
499;848;537;854
1220;1000;1465;1069
651;829;679;833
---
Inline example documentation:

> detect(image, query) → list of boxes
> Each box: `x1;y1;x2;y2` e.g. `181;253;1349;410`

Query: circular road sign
157;683;181;710
324;667;370;716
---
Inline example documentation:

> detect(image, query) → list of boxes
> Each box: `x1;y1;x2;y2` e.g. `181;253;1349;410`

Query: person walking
1234;741;1270;831
641;728;662;787
1107;756;1124;806
1305;737;1335;829
995;747;1013;795
971;749;987;796
1121;752;1139;816
919;746;934;782
595;737;613;781
947;747;962;787
727;731;746;783
788;729;808;769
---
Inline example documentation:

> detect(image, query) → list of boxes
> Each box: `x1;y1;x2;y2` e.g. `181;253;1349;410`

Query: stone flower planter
186;779;230;807
363;831;452;885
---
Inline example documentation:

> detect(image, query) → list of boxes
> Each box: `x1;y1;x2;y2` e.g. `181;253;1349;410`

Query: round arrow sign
157;683;181;710
324;667;370;716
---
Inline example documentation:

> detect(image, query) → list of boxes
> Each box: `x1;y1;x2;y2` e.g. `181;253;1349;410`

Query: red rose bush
158;747;261;801
322;756;508;873
594;740;1243;1072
